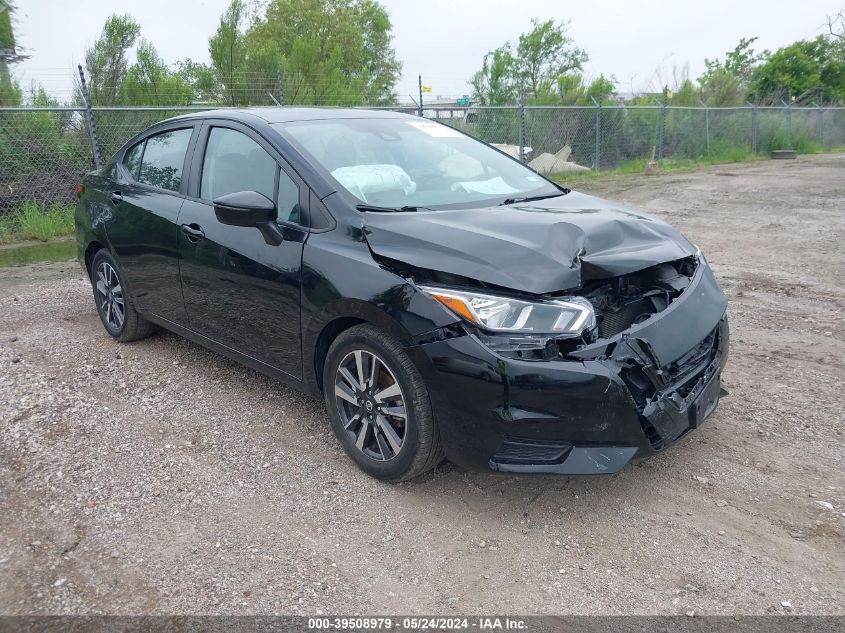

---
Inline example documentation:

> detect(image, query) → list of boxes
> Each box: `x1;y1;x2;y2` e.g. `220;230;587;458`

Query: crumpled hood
362;191;697;294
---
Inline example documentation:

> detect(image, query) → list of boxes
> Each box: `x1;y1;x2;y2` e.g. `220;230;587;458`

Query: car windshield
272;118;562;209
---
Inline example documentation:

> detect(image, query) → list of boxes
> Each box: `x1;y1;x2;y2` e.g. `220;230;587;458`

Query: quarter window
138;128;193;192
201;128;277;202
123;141;143;180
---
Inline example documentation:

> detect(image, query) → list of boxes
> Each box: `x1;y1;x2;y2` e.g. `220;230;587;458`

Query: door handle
110;191;123;204
180;223;205;242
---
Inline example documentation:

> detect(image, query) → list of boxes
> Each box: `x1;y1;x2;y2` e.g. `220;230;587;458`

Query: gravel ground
1;154;843;616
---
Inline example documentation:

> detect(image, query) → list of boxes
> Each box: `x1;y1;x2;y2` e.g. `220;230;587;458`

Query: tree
0;0;26;106
470;46;518;105
750;36;845;104
208;0;248;105
83;14;141;105
471;18;587;104
698;37;760;105
201;0;401;106
123;40;194;105
246;0;402;106
515;19;587;100
827;8;844;41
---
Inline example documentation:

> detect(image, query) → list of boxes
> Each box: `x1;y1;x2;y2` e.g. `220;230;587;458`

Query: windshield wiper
356;203;423;213
499;191;568;206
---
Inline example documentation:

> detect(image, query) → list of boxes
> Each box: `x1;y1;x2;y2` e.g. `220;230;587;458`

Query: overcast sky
11;0;842;101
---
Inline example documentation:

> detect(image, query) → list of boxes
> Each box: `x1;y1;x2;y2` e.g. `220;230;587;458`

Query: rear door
177;120;308;378
106;123;199;324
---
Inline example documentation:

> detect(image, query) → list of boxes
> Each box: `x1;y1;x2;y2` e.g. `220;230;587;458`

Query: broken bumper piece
413;261;729;475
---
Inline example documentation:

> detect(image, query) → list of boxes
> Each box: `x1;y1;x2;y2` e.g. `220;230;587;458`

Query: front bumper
412;261;729;475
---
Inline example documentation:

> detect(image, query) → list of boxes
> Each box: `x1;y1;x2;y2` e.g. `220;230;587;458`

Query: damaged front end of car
374;249;728;475
355;194;729;475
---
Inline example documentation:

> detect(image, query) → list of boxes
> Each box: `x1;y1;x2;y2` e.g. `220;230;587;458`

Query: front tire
323;324;443;482
90;249;154;342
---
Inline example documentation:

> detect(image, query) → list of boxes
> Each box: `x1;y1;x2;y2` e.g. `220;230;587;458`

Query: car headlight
419;285;595;337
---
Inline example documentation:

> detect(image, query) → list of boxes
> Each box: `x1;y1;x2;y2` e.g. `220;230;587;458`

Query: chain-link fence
2;104;844;211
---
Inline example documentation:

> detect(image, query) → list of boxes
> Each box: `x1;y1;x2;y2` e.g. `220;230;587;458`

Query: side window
201;127;277;202
138;128;193;192
277;170;300;224
123;141;143;180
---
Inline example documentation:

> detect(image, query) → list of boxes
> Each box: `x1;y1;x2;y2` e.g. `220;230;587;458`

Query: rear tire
90;249;154;343
323;324;443;482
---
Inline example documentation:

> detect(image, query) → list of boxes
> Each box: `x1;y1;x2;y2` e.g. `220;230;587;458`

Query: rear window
138;128;193;192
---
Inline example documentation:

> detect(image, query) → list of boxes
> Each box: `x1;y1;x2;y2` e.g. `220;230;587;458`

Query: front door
177;123;307;379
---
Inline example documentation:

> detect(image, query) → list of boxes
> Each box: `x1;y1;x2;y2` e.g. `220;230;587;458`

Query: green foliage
471;18;588;105
670;80;700;106
193;0;402;106
471;46;519;106
0;1;14;50
84;14;142;105
516;18;588;101
247;0;402;106
0;0;23;106
83;14;194;106
123;40;194;105
750;36;845;104
0;201;75;243
555;74;616;105
208;0;249;105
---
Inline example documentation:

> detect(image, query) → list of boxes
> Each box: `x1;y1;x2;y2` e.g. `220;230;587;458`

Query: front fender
300;228;461;393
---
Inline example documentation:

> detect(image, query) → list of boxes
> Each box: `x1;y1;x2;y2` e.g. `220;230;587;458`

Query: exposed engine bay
576;256;697;340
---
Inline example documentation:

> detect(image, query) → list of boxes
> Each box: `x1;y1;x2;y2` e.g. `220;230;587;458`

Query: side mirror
213;190;284;246
213;190;277;227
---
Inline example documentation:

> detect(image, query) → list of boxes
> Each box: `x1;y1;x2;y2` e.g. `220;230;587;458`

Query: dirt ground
1;154;843;616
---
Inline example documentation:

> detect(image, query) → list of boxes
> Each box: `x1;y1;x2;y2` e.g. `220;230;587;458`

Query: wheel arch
84;240;107;279
306;300;415;395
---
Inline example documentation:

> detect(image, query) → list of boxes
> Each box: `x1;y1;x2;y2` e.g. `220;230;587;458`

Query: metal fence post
786;94;792;148
750;103;758;154
817;105;824;147
275;70;284;105
417;75;423;117
657;87;668;161
77;64;102;169
518;96;526;163
591;96;601;169
704;105;710;155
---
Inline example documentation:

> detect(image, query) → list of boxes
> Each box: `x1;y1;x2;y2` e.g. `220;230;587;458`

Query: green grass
0;201;75;244
0;240;77;267
552;144;845;187
551;150;769;186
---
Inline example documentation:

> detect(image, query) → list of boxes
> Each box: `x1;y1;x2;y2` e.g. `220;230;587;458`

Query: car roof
169;107;413;125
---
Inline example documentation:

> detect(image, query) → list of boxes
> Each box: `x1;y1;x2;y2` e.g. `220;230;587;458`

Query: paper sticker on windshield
407;120;462;138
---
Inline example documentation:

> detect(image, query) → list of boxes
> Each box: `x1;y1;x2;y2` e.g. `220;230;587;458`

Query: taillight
75;183;85;197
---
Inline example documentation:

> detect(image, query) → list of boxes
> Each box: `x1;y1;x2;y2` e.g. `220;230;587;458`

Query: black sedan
75;108;729;481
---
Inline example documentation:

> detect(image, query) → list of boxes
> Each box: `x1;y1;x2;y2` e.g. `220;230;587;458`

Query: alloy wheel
95;261;125;331
334;349;407;462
